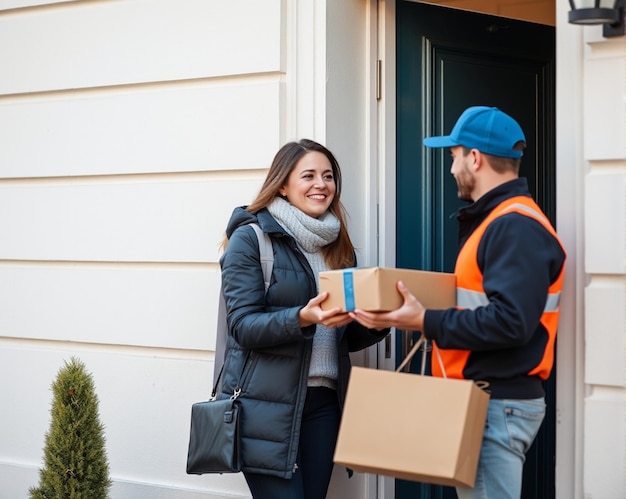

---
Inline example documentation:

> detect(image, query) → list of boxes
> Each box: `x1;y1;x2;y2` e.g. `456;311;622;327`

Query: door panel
396;2;555;498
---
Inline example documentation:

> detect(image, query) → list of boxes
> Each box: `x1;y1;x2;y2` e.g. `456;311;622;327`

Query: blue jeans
456;398;546;499
243;387;340;499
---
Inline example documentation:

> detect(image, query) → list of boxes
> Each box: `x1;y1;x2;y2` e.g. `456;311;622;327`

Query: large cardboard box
334;366;489;487
319;267;455;311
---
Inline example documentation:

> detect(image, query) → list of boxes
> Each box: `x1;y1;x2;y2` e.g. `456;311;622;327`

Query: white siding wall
0;0;377;497
579;30;626;499
558;4;626;498
0;1;291;498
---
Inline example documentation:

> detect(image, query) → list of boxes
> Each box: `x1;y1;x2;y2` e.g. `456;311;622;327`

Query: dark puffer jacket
219;206;388;479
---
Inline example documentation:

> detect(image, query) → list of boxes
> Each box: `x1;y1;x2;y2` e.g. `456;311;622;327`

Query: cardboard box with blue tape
319;267;456;312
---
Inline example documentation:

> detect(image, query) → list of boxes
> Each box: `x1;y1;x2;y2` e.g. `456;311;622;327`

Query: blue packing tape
342;269;355;311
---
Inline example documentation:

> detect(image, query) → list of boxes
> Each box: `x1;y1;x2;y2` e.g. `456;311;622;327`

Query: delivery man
349;106;566;499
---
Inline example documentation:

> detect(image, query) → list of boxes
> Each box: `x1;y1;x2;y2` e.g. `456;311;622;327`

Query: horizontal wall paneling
0;0;283;94
0;264;221;350
0;80;282;178
0;176;265;261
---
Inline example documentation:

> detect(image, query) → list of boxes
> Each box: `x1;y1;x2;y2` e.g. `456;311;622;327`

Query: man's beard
455;163;475;202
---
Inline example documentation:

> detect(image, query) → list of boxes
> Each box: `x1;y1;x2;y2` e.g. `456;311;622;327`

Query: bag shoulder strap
212;223;273;394
248;223;273;291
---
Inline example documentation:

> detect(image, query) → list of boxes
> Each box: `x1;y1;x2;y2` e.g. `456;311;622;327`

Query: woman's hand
299;292;353;328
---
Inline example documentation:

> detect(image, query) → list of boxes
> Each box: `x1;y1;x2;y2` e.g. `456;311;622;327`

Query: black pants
244;386;340;499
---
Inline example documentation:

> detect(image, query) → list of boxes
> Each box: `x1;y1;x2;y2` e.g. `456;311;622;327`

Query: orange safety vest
432;195;566;380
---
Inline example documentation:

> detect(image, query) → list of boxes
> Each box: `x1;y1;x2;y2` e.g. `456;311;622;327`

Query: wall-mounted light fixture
568;0;625;37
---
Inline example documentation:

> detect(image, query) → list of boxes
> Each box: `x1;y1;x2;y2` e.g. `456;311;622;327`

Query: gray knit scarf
267;197;340;389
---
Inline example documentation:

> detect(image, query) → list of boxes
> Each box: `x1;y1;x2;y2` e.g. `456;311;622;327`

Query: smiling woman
279;151;337;218
278;151;337;219
215;139;390;499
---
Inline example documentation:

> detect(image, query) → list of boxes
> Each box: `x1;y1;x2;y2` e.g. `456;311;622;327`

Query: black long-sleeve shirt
423;178;566;399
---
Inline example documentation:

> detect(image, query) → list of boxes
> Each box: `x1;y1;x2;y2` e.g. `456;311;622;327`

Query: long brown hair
247;139;356;270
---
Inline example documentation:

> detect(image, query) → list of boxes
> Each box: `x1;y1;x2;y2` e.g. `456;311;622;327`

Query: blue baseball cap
423;106;526;159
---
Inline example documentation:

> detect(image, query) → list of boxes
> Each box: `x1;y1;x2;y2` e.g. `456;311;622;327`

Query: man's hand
348;281;426;331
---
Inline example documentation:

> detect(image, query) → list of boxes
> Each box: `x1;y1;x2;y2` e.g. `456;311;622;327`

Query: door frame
371;1;582;498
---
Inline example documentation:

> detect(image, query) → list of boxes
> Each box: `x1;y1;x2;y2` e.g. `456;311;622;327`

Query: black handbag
186;382;242;474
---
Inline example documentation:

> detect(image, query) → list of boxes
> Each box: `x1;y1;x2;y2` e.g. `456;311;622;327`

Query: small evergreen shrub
30;357;112;499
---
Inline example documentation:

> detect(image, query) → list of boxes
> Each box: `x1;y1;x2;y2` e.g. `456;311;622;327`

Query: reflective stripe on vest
457;288;561;312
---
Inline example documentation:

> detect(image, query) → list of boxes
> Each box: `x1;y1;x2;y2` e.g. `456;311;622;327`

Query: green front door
396;2;556;498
